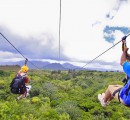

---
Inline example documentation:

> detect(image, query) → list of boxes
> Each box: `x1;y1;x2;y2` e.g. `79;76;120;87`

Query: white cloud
0;51;23;62
0;0;59;37
0;0;130;70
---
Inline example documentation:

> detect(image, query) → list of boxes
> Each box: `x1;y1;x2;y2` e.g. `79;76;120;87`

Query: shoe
102;93;105;98
16;97;20;101
98;94;107;107
26;93;29;97
101;93;110;105
16;95;23;101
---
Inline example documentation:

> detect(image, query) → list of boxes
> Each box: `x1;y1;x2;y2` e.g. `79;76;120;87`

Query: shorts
26;85;31;93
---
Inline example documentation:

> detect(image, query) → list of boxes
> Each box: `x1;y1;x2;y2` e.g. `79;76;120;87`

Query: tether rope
79;33;130;69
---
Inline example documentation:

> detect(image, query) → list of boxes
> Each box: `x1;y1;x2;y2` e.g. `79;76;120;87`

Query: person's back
10;59;31;100
16;64;30;100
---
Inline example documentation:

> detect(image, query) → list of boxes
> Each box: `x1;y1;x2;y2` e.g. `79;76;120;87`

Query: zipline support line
81;33;130;69
59;0;61;60
0;33;26;59
0;32;41;70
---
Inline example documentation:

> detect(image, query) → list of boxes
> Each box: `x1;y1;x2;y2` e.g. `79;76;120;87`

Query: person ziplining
98;35;130;107
10;58;32;101
0;32;43;101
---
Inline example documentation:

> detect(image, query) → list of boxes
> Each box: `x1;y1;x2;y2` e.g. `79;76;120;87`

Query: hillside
43;63;66;70
0;65;20;71
0;69;129;120
0;61;82;70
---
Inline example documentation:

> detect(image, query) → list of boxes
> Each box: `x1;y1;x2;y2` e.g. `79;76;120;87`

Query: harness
112;77;130;107
112;87;122;103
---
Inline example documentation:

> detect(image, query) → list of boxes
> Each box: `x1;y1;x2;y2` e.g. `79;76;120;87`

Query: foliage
0;69;130;120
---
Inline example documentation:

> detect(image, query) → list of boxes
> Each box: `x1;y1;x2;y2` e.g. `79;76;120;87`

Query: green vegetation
0;69;130;120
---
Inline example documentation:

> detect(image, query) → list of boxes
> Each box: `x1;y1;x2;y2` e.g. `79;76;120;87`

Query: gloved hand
122;36;127;41
25;58;28;62
25;58;28;65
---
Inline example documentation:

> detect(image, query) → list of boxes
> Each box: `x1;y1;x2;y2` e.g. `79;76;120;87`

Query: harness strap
112;87;130;107
112;87;122;103
118;91;121;103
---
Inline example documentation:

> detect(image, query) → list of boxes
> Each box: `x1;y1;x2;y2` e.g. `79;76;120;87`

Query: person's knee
108;85;113;89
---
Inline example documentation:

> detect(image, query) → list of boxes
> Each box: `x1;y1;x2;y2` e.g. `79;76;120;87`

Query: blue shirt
123;62;130;78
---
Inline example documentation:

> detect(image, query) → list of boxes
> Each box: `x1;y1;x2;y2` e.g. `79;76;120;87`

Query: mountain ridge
0;61;82;70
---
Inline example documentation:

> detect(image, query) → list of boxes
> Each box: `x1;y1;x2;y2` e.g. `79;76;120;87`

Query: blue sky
104;26;130;43
0;0;130;71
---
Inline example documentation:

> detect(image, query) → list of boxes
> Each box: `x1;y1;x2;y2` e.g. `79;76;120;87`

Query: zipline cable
80;33;130;69
0;33;26;59
0;32;41;70
59;0;61;60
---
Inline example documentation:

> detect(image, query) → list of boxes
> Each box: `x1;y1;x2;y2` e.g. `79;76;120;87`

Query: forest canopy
0;69;130;120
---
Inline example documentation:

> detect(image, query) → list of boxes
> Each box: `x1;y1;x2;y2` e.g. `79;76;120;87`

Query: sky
0;0;130;71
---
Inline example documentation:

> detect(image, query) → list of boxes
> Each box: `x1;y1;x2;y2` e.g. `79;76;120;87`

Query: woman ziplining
10;58;32;101
0;33;46;101
98;35;130;107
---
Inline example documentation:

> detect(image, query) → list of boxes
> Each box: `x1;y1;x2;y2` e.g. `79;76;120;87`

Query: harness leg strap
112;87;122;103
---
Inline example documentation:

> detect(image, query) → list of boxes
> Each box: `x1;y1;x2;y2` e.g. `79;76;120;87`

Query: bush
31;97;41;104
57;100;82;120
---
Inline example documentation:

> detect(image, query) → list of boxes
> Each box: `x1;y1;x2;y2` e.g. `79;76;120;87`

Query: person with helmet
17;58;31;100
